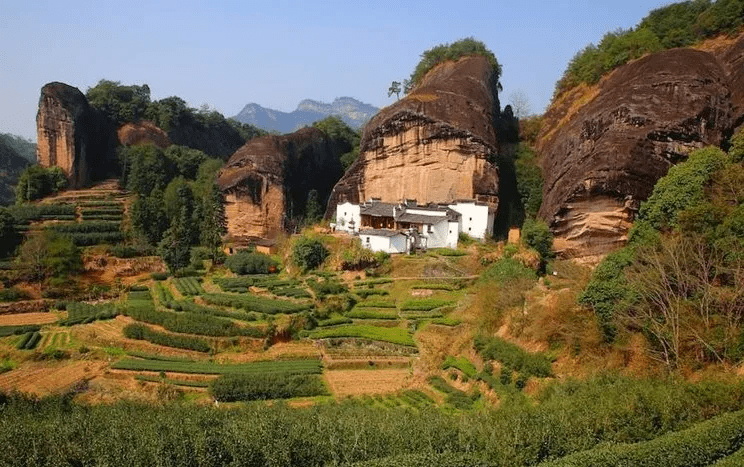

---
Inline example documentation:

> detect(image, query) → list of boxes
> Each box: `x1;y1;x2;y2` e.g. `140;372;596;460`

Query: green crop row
59;302;119;326
474;336;553;378
62;231;126;246
8;204;75;223
353;278;393;287
80;208;123;216
209;372;328;402
349;452;495;467
399;299;454;311
355;289;390;299
538;408;744;467
347;308;399;320
111;358;322;375
82;214;123;221
712;445;744;466
201;293;312;315
358;299;397;308
428;375;476;409
134;375;211;388
167;300;258;323
46;221;121;233
123;323;211;353
153;282;175;305
213;276;282;293
306;324;415;347
272;287;312;299
0;325;41;338
173;277;204;296
121;300;262;337
441;356;477;378
317;317;354;327
307;279;348;298
16;332;41;350
430;317;462;326
125;350;196;362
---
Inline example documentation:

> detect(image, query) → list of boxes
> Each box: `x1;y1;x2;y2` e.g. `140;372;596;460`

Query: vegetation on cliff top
408;37;501;90
555;0;744;97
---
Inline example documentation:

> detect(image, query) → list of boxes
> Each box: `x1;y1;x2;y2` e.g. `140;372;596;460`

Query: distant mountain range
233;97;378;133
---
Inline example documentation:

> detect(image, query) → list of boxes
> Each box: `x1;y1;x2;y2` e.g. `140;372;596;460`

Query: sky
1;0;673;141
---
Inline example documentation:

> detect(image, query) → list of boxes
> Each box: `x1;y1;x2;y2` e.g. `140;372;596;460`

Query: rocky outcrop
117;120;170;148
217;127;344;239
36;82;113;189
538;46;739;257
326;56;501;218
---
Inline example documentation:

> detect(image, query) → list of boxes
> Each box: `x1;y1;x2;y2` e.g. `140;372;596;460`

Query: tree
292;237;328;271
508;90;531;119
15;231;81;282
0;208;20;258
388;81;401;99
15;166;67;203
305;189;322;224
200;183;227;263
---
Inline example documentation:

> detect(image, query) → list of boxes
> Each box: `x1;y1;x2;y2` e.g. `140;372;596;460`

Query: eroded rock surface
217;127;344;239
326;55;501;217
117;121;170;148
539;47;738;257
36;82;110;188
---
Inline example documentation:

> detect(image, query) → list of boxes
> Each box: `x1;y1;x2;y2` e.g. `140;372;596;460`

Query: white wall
335;202;361;233
449;202;494;239
422;219;451;249
390;235;408;254
361;233;407;254
446;221;460;248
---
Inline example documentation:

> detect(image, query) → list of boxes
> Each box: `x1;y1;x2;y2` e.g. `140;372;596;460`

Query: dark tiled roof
359;229;406;238
360;202;396;217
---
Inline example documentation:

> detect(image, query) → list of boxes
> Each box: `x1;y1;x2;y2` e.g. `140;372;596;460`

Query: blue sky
1;0;670;140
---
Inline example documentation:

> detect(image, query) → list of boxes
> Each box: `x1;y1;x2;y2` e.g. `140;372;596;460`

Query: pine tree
200;183;227;263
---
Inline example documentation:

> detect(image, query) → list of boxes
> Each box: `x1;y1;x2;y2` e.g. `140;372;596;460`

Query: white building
335;198;489;254
448;201;496;239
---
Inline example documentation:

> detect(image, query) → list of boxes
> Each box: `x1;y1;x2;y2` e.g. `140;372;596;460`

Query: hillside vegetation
555;0;744;97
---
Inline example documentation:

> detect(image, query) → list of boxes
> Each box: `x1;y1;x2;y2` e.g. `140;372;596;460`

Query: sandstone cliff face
217;127;344;239
326;56;501;217
36;82;114;188
117;121;170;148
539;46;739;257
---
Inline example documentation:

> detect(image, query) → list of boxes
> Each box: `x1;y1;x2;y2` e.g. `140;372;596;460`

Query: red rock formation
325;55;501;217
217;127;344;240
538;46;738;257
36;83;96;188
117;120;170;148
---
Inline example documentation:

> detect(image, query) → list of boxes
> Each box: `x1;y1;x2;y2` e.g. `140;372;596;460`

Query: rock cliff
325;55;501;218
36;82;114;188
217;127;344;239
538;40;744;257
117;121;170;148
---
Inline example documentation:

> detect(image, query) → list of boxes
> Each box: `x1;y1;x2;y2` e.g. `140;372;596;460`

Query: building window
428;225;433;233
469;217;472;221
468;227;471;231
365;237;370;243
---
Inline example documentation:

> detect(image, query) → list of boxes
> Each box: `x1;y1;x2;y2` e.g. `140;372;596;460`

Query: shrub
292;236;329;271
14;166;67;203
474;335;553;378
441;356;478;378
225;251;278;275
0;287;31;302
409;38;500;89
521;218;553;262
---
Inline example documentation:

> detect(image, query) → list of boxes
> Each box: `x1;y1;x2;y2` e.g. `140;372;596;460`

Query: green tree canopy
409;38;501;90
86;80;151;124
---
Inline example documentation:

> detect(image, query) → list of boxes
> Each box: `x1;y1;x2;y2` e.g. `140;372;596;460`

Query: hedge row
358;299;397;309
273;287;312;299
209;372;328;402
399;299;454;311
307;279;348;298
167;300;258;324
122;301;261;337
201;293;312;315
134;374;211;388
441;356;477;378
306;325;415;347
355;289;389;299
62;231;126;246
16;332;41;350
348;452;496;467
112;358;322;376
173;277;204;296
9;204;75;223
46;221;121;233
317;317;354;327
123;323;211;353
474;336;553;378
59;302;119;326
538;408;744;467
428;376;476;409
346;308;399;320
0;325;40;337
80;208;123;216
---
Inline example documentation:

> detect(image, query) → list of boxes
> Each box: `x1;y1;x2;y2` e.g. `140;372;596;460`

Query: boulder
325;55;501;217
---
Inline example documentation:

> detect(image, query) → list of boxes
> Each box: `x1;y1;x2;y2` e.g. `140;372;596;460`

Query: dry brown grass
0;312;60;326
0;360;107;396
324;368;411;397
